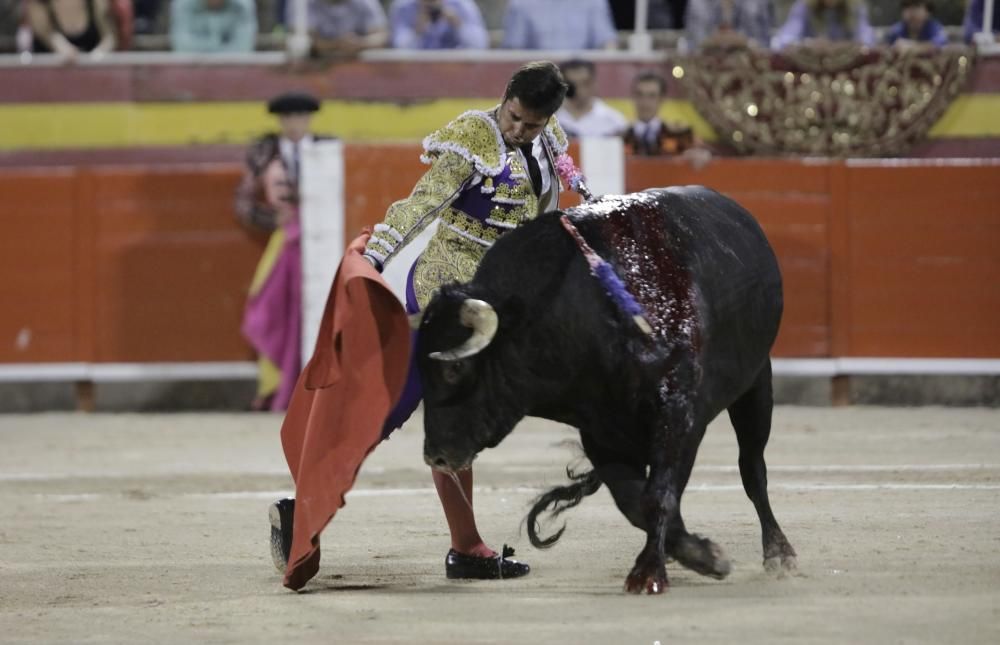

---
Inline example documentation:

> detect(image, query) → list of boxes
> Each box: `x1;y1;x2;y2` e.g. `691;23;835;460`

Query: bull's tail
526;466;602;549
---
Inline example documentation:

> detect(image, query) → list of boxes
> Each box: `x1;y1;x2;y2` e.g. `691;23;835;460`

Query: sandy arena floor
1;407;998;644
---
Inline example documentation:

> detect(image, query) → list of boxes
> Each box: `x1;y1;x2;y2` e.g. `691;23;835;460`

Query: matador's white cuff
362;251;384;271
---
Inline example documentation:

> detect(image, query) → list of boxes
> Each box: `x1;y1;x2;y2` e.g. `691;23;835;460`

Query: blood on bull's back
563;186;783;423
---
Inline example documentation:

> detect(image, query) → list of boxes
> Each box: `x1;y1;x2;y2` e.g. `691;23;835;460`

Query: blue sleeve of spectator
963;0;983;43
501;1;529;49
588;0;617;48
854;3;875;46
929;20;949;47
456;0;488;49
884;22;904;45
772;0;808;50
390;1;419;48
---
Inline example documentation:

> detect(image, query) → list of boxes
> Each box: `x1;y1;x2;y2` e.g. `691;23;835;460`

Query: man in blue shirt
170;0;257;53
683;0;773;52
885;0;949;48
390;0;488;49
288;0;389;56
502;0;618;50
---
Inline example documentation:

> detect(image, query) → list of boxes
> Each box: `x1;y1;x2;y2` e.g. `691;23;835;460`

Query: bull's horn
429;299;498;361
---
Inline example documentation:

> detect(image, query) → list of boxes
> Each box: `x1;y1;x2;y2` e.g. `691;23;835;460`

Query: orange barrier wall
836;162;1000;357
2;169;80;362
2;152;998;366
1;166;263;363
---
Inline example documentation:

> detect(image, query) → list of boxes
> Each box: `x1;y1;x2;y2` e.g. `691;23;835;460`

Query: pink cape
241;221;302;411
278;236;411;591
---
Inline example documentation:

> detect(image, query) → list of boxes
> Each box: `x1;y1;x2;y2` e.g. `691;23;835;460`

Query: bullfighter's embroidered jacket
364;108;568;309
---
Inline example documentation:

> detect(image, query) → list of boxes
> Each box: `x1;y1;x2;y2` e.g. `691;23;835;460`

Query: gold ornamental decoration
678;43;974;157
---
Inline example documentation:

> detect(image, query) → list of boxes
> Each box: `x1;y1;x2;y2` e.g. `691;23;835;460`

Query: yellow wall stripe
1;95;997;150
927;95;1000;137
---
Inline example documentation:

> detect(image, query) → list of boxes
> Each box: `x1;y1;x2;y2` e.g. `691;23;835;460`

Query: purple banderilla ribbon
559;214;653;336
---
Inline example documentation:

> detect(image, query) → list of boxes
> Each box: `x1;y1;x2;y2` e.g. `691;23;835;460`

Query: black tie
519;143;542;198
645;123;658;153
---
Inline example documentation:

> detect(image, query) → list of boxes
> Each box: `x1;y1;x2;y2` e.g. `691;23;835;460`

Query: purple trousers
381;262;423;438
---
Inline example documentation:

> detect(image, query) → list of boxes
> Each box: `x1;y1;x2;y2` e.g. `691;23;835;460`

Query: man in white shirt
555;59;628;139
622;71;711;169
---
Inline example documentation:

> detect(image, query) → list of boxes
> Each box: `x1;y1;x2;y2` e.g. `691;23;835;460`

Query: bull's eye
441;361;466;385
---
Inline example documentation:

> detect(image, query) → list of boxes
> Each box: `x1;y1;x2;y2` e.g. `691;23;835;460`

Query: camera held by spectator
389;0;488;49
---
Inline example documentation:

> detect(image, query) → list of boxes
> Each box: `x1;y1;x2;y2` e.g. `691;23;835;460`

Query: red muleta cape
279;233;411;591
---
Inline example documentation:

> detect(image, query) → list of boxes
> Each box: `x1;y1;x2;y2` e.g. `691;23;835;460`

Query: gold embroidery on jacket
412;231;488;309
364;151;473;263
368;110;566;307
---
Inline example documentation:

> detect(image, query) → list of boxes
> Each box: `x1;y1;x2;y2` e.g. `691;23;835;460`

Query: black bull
415;186;797;594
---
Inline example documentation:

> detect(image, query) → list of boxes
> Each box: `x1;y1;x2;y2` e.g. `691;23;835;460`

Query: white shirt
556;99;628;138
531;134;557;211
630;117;664;145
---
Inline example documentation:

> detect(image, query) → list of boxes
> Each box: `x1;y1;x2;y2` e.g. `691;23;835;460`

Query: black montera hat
267;92;321;115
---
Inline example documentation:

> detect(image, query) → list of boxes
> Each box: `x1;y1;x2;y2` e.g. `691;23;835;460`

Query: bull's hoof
763;554;798;577
673;533;731;580
625;550;668;594
624;569;668;594
763;538;799;578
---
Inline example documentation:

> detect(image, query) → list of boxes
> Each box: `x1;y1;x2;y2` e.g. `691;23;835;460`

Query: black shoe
269;498;295;573
445;545;530;580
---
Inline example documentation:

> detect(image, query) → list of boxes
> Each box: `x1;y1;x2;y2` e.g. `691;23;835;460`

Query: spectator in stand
389;0;487;49
236;92;330;412
555;59;628;138
623;70;712;168
772;0;875;50
288;0;388;57
885;1;949;48
684;0;774;52
25;0;116;60
502;0;618;50
964;0;1000;44
170;0;257;53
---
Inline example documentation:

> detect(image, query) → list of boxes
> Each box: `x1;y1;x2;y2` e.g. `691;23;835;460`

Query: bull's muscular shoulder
543;117;569;156
421;110;506;177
